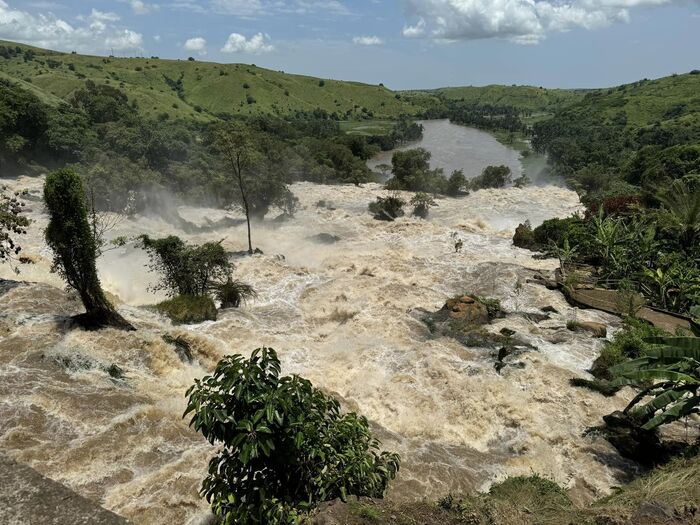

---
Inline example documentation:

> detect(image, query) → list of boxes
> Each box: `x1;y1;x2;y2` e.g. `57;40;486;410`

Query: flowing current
1;125;633;524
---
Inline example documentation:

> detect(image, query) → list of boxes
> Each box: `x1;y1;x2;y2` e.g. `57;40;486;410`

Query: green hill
427;84;583;113
556;72;700;127
0;40;427;121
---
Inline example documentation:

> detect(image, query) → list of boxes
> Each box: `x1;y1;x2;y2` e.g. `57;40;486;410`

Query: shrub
470;165;512;190
156;294;217;324
214;277;258;308
185;348;400;524
446;169;467;196
140;235;232;297
410;192;436;218
512;220;536;250
368;195;405;221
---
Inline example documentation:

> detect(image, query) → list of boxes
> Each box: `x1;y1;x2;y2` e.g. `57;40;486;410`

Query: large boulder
442;295;490;325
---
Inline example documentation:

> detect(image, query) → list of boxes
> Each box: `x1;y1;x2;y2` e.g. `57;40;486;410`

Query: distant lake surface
368;119;523;180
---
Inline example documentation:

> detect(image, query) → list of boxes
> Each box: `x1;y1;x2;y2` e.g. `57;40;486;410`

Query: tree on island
215;122;298;254
44;168;134;330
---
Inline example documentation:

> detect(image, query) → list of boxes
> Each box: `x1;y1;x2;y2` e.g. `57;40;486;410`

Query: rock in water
443;295;490;325
568;321;607;338
309;233;341;244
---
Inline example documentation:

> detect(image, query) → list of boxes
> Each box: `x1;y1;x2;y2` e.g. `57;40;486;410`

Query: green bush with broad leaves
184;348;400;524
610;334;700;430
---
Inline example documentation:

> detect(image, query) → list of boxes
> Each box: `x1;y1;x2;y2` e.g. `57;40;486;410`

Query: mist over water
0;132;636;524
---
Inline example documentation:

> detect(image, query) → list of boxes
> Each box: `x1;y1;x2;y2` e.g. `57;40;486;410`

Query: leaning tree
44;168;133;330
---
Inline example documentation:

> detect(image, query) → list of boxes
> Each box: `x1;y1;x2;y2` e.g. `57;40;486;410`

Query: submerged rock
309;233;341;244
162;334;194;363
568;321;607;338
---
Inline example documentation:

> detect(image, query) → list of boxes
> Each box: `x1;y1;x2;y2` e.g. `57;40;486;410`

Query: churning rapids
1;128;634;524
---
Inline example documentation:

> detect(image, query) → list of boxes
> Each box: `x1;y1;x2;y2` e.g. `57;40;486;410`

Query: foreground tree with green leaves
185;348;400;524
44;168;134;330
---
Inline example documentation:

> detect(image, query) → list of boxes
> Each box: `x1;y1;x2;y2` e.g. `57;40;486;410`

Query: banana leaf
641;396;700;430
615;368;698;384
633;387;694;419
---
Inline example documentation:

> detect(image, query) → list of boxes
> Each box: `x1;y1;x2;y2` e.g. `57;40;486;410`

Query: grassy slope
0;41;426;121
427;84;584;113
558;72;700;128
315;457;700;524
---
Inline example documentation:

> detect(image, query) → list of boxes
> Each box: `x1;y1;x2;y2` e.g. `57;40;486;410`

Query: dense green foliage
531;72;700;206
184;348;400;524
385;148;447;193
44;168;133;329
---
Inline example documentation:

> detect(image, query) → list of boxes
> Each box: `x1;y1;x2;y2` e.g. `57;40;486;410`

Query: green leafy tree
185;348;400;524
140;235;233;297
44;168;133;330
446;169;467;196
410;192;437;218
471;165;512;190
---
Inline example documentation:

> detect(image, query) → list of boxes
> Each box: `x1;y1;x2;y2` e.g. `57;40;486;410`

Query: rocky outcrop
0;455;131;524
442;295;490;325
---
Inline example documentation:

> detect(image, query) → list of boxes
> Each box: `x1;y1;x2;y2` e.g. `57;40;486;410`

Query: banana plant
610;335;700;430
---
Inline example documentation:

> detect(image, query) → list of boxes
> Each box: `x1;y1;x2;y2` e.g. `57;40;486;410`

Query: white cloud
0;1;143;52
184;36;207;55
203;0;348;16
353;35;384;45
401;0;675;44
126;0;159;15
221;32;274;54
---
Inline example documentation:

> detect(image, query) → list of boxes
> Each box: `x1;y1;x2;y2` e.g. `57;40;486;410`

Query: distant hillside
0;40;427;121
426;85;583;113
553;72;700;127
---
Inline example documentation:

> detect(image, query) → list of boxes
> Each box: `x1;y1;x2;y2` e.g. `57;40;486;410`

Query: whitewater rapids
0;176;635;524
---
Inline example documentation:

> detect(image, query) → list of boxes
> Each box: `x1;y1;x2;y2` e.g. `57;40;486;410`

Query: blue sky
1;0;698;89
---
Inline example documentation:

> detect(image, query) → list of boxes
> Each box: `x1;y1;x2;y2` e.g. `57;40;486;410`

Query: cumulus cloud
184;36;207;55
221;32;274;54
353;35;384;45
0;1;143;52
401;0;674;44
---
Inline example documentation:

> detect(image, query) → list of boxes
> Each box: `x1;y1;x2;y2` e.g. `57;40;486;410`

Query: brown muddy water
0;138;638;524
